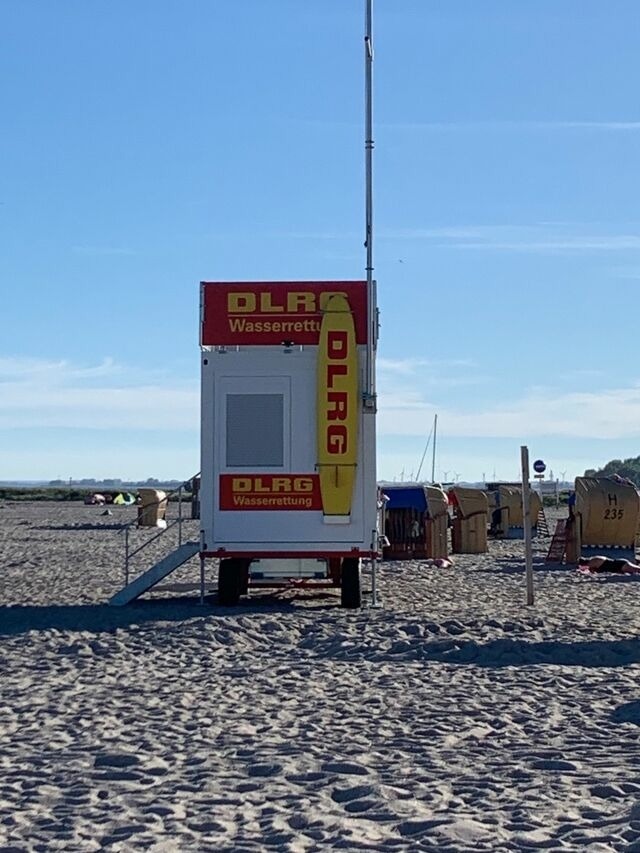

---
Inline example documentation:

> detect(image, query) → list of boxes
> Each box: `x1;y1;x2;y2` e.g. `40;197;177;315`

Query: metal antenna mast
364;0;381;608
364;0;375;404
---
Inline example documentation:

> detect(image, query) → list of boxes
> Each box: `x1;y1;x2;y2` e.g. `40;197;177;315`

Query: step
545;519;567;563
109;541;200;606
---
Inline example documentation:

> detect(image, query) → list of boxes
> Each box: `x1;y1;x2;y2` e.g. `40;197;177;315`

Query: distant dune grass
0;487;193;502
0;488;93;502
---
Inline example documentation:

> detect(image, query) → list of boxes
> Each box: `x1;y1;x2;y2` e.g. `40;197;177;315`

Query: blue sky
3;1;640;483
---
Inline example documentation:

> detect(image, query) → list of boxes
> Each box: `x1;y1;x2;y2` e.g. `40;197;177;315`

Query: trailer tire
218;558;240;606
340;558;362;609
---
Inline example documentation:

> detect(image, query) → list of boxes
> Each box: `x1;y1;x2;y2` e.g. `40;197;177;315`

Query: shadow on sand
304;634;640;669
474;560;566;575
0;590;344;636
0;599;214;635
413;636;640;668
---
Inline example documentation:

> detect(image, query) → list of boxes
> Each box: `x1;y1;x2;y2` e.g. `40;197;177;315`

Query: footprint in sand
343;798;379;813
94;753;141;769
530;758;579;772
321;761;370;776
590;783;626;799
246;762;283;777
331;784;375;803
285;771;326;784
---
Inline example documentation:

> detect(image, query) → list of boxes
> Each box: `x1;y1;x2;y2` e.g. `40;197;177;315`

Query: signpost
521;446;534;605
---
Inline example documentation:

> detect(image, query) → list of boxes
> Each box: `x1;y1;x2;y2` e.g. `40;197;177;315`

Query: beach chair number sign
604;508;624;520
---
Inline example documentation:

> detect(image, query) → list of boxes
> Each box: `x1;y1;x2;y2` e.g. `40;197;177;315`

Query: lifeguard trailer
199;281;379;607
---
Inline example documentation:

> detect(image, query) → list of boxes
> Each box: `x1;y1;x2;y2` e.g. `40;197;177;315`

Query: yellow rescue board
316;293;359;517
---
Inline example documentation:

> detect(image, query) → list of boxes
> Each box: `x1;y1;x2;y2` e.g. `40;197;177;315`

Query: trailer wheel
340;558;362;609
218;558;240;606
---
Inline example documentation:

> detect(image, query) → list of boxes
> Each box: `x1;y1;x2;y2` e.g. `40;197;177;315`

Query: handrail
119;472;201;586
117;472;201;535
126;516;185;562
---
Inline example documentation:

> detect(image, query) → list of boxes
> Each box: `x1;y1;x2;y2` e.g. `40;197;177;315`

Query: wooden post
521;446;534;605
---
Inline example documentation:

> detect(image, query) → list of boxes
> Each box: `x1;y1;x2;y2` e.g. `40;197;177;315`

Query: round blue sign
533;459;546;473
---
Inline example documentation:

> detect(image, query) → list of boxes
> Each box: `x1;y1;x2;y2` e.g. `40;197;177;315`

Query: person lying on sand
425;557;455;568
577;555;640;574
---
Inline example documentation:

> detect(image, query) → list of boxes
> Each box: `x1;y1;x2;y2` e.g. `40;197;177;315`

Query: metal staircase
109;541;200;605
536;508;550;537
108;474;202;606
545;518;567;563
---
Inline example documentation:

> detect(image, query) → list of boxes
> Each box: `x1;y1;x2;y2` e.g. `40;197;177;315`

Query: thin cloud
378;357;431;375
300;118;640;133
381;225;640;254
378;356;475;374
0;357;123;383
6;356;640;448
316;251;362;263
203;223;640;253
456;237;640;252
611;267;640;280
377;357;483;391
381;120;640;132
272;231;354;241
0;358;198;430
204;228;360;242
0;357;67;380
379;385;640;441
556;368;605;382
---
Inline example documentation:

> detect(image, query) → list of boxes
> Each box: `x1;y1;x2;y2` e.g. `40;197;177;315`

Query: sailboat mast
431;414;438;483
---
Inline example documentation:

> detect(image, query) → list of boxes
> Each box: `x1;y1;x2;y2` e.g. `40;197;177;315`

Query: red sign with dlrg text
219;474;323;511
201;281;368;346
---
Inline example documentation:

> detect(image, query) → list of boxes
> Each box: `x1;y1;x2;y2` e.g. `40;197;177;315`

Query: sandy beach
2;500;640;851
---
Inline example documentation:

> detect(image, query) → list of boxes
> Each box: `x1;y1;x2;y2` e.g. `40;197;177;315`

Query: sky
3;0;640;484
